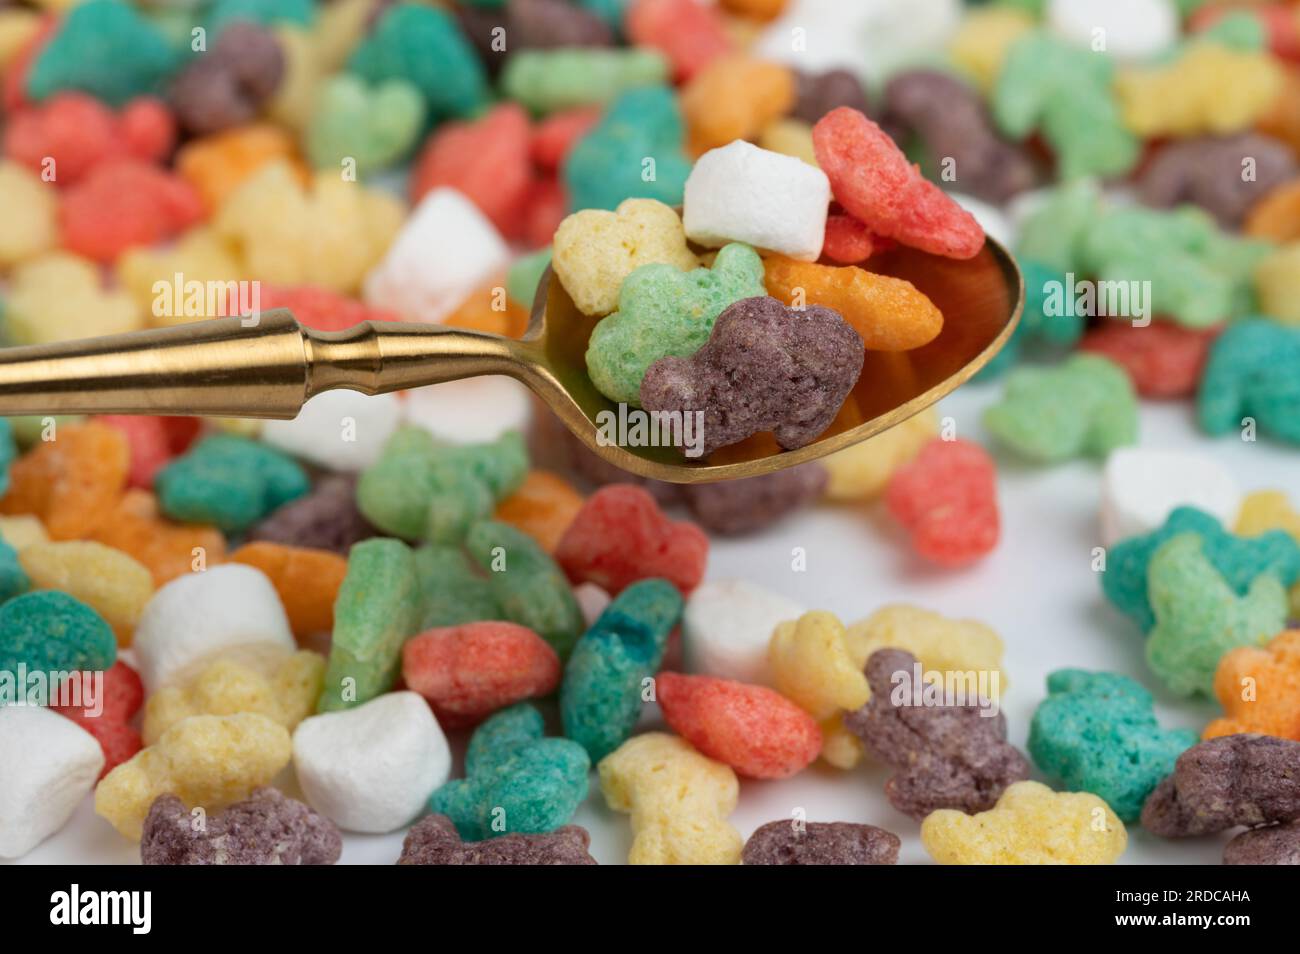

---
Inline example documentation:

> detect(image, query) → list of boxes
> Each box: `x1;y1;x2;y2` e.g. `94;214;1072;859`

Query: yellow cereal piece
0;515;48;550
818;717;863;770
758;118;818;167
845;604;1007;700
822;408;938;500
598;732;742;865
1236;489;1300;543
0;10;41;70
18;541;154;646
143;646;326;745
94;713;293;841
266;26;323;133
0;161;58;268
209;417;265;438
6;253;143;345
947;6;1034;92
213;160;405;294
116;228;245;325
922;780;1127;865
1116;44;1284;138
1254;243;1300;326
313;0;373;71
552;198;701;317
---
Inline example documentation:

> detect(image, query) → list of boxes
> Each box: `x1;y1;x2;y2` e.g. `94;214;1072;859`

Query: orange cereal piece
1205;630;1300;742
89;489;226;586
763;255;944;351
1256;66;1300;156
719;0;787;20
176;123;303;212
230;541;348;640
682;56;795;154
0;422;128;539
495;470;585;553
1244;179;1300;242
442;279;530;339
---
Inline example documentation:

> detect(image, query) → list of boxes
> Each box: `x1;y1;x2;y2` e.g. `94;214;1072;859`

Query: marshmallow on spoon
1100;448;1241;545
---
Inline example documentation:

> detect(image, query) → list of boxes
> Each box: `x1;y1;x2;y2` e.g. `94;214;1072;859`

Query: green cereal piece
306;75;426;176
206;0;314;34
348;4;488;120
428;704;590;841
155;435;310;534
1014;179;1101;274
1145;533;1287;698
1193;11;1266;51
0;418;16;497
993;32;1139;181
356;426;441;538
413;544;500;630
27;0;181;107
317;539;420;712
983;354;1137;463
7;416;83;448
0;592;115;695
1028;670;1198;822
1102;506;1300;633
560;578;683;761
1198;318;1300;444
501;48;668;115
465;520;584;659
507;248;552;310
0;540;29;604
585;243;766;406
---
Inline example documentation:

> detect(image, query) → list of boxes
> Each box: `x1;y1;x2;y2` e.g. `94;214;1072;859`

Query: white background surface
10;378;1289;866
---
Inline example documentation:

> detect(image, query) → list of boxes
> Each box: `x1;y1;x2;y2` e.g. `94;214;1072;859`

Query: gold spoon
0;239;1021;483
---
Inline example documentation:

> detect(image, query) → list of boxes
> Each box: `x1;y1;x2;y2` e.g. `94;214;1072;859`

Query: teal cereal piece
428;703;590;841
1028;670;1198;822
563;85;691;212
348;4;488;120
26;0;181;107
155;435;310;534
560;578;683;762
1014;179;1100;274
982;353;1137;463
0;591;115;691
1198;318;1300;445
306;75;426;176
501;47;668;115
317;538;420;712
507;248;552;309
1102;506;1300;633
465;521;584;659
1146;533;1287;698
413;544;500;630
585;243;766;406
0;540;29;605
0;417;16;497
975;260;1085;380
993;32;1139;181
578;0;630;33
206;0;314;34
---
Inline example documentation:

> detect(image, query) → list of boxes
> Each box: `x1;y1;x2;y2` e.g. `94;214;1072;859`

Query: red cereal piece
525;176;567;248
813;107;985;260
885;437;999;567
94;415;175;489
3;93;174;186
822;211;889;265
1078;320;1220;399
554;484;708;597
59;159;203;262
530;107;601;171
401;621;562;729
627;0;733;83
252;285;400;332
656;671;822;779
51;660;145;778
409;103;535;239
158;416;201;455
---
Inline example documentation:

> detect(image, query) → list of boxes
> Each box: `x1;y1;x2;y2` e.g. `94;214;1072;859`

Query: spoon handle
0;310;526;419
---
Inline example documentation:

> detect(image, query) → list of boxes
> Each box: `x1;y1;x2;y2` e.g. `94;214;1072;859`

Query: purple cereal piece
1223;818;1300;865
793;69;873;126
639;296;864;459
843;648;1029;819
1138;134;1298;228
742;820;900;865
141;788;342;865
1140;734;1300;837
170;22;285;136
558;424;682;505
680;462;827;536
454;6;511;77
248;474;379;554
881;70;1036;204
509;0;612;50
397;813;598;865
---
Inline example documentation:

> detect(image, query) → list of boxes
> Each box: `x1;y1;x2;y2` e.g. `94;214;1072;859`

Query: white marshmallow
363;188;510;324
0;706;103;858
292;692;451;833
132;565;296;692
262;390;401;472
684;140;830;262
401;376;533;445
1047;0;1177;62
949;193;1014;249
1100;448;1241;546
683;579;806;686
575;582;612;628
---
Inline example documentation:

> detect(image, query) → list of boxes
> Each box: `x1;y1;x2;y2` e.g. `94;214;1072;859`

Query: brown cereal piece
742;820;900;865
1138;133;1298;229
141;788;341;865
397;813;597;865
1223;818;1300;865
680;463;827;536
247;474;379;555
170;22;285;136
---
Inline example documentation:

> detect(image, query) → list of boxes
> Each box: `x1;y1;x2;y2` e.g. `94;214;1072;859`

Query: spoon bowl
0;238;1021;484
